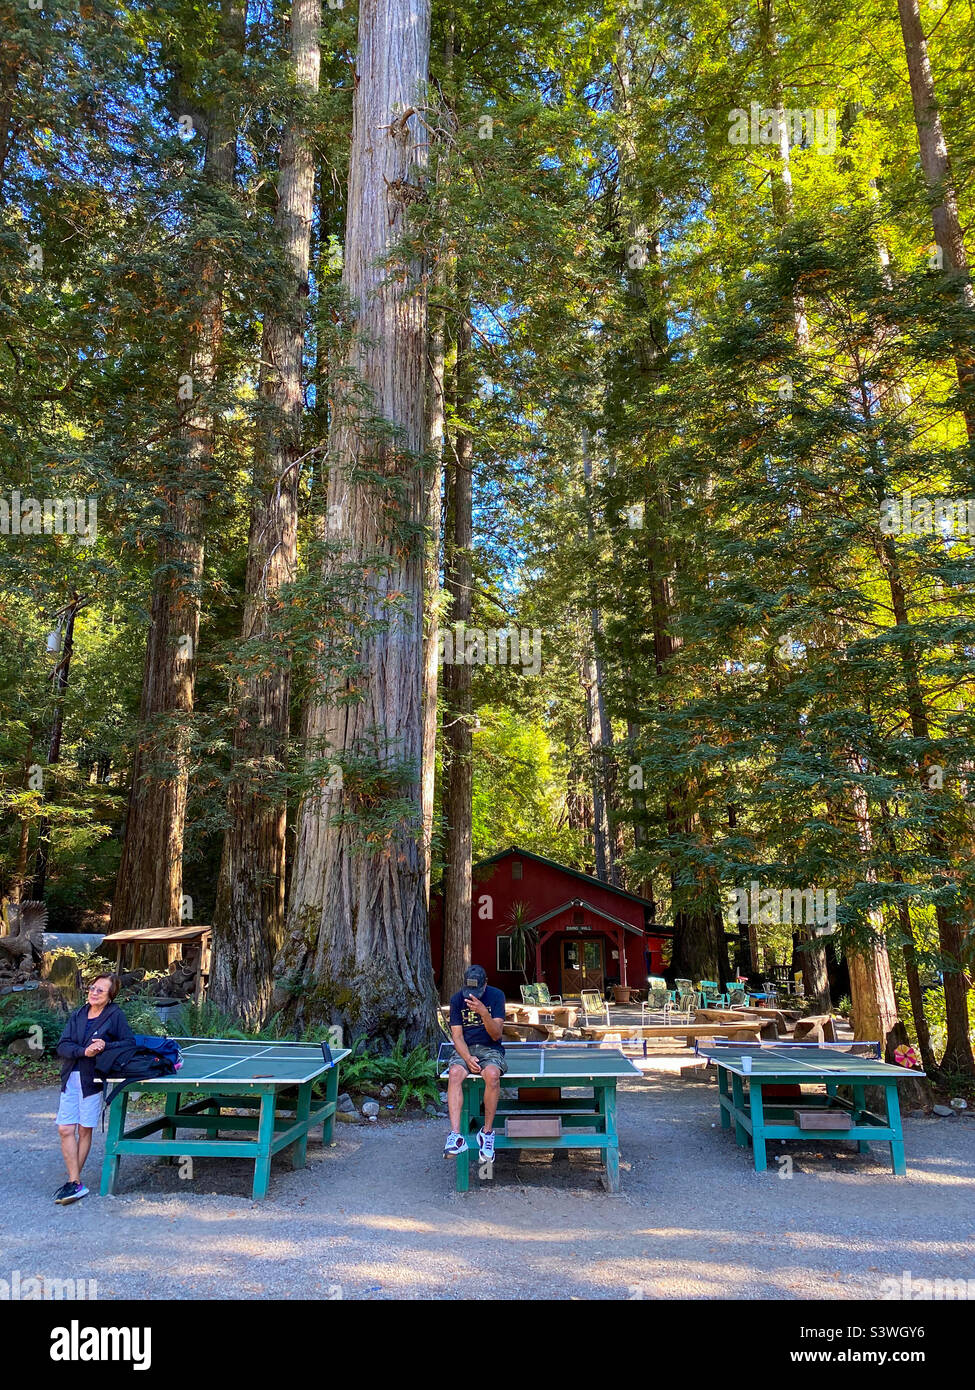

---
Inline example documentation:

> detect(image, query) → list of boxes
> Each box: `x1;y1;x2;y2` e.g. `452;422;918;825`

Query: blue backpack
96;1035;183;1107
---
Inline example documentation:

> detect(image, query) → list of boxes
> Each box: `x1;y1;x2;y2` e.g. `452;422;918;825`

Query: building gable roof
473;846;656;911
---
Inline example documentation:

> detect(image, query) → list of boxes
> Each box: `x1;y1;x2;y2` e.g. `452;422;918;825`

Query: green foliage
323;1033;441;1112
166;1000;250;1040
0;1004;65;1052
371;1036;442;1113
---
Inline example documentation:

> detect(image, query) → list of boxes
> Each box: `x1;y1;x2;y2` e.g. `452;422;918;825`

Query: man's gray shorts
446;1045;508;1075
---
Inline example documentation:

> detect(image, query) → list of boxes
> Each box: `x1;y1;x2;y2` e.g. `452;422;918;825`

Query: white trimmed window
497;935;526;972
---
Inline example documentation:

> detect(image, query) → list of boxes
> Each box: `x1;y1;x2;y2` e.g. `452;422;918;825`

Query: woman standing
54;973;134;1204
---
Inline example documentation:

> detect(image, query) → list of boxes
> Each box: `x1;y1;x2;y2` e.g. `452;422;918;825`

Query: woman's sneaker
443;1132;468;1158
476;1129;496;1161
55;1182;88;1205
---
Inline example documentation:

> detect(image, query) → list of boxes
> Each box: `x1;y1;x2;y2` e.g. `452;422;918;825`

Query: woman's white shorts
55;1070;104;1128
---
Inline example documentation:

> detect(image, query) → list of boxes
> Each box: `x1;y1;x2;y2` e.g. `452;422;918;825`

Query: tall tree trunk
798;932;831;1013
278;0;438;1044
112;0;245;935
847;777;900;1056
7;727;37;905
581;431;622;887
896;0;975;440
210;0;320;1027
32;596;82;900
420;47;454;908
420;304;446;910
441;314;473;999
875;535;975;1075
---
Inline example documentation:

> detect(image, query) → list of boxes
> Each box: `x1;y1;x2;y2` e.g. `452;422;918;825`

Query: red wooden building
430;846;671;1000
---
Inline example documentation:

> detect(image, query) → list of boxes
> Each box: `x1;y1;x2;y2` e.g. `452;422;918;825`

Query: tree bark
112;0;245;935
581;431;622;888
33;593;83;900
798;931;831;1013
875;535;975;1075
278;0;438;1044
441;314;473;1000
896;0;975;439
210;0;320;1027
847;777;900;1054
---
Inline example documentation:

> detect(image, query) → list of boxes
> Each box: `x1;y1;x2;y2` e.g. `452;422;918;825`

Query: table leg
852;1084;871;1154
456;1082;471;1193
292;1081;312;1170
162;1089;180;1164
251;1091;276;1201
718;1067;731;1130
885;1083;906;1175
748;1080;768;1172
602;1082;620;1193
322;1060;339;1145
100;1088;129;1196
730;1072;747;1147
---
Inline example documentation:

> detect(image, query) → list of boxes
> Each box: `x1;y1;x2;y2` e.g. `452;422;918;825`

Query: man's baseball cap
463;965;488;997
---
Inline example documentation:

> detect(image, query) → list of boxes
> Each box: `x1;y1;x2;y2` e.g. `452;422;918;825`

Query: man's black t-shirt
448;985;506;1052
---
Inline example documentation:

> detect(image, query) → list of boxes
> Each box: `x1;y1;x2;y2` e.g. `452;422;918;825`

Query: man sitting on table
443;964;507;1162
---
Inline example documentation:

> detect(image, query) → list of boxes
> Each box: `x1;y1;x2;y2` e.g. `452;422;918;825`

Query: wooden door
560;937;605;996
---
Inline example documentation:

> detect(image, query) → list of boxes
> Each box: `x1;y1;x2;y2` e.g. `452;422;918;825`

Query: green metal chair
519;984;541;1005
698;979;729;1008
534;982;563;1006
727;983;749;1008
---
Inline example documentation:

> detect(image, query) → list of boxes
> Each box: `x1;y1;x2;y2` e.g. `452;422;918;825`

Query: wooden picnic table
506;1002;580;1029
695;1006;791;1034
579;1020;768;1053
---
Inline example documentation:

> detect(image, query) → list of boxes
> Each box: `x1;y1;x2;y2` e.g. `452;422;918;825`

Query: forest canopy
1;0;973;1073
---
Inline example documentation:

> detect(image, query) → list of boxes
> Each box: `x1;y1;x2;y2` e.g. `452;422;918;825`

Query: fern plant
168;1000;249;1040
373;1035;442;1112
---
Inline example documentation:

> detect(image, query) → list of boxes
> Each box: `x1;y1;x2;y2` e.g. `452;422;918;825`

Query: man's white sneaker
477;1129;495;1161
443;1132;468;1158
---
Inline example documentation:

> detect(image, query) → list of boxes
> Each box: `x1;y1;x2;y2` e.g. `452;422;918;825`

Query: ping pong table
100;1038;349;1200
439;1042;641;1193
695;1040;922;1175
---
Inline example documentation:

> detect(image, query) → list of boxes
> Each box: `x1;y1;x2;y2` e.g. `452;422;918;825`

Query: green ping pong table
440;1042;641;1193
100;1038;349;1201
695;1040;922;1175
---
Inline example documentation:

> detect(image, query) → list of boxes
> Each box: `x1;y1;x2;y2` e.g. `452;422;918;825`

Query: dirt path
4;1059;973;1300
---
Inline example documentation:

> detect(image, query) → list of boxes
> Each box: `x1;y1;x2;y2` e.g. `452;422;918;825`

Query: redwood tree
276;0;438;1043
210;0;321;1026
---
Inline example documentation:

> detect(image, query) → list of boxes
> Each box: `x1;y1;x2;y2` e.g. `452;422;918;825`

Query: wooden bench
793;1014;838;1044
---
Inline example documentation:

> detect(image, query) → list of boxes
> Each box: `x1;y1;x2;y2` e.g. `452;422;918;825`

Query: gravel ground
3;1054;973;1300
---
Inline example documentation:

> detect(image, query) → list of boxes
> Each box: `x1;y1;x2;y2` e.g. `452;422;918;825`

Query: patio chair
641;976;673;1022
727;984;749;1008
698;979;729;1008
671;979;699;1021
534;982;563;1006
761;980;780;1007
580;988;610;1027
519;984;540;1005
